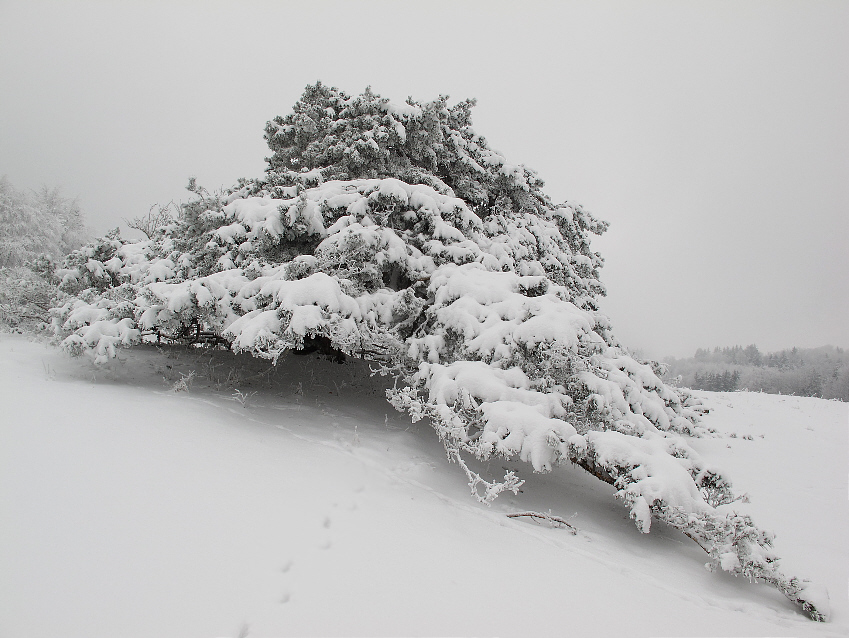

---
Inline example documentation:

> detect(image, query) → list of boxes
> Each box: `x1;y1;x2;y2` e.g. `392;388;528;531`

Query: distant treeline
662;345;849;401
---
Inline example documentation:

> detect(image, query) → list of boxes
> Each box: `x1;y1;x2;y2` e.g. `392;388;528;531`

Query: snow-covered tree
50;83;828;620
0;177;89;267
0;178;90;328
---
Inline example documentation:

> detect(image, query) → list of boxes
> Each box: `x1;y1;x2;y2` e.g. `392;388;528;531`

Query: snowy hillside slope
1;334;846;638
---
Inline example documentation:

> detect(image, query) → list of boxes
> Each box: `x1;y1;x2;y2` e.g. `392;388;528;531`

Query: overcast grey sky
1;0;846;358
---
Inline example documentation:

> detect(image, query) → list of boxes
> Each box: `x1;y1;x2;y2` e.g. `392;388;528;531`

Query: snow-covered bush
50;82;827;620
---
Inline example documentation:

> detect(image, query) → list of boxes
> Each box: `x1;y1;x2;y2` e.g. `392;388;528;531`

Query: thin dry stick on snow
507;511;578;535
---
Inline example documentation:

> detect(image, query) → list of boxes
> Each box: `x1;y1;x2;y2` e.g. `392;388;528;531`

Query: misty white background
1;0;846;358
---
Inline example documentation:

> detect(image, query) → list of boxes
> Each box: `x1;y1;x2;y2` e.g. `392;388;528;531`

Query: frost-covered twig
172;370;195;393
232;388;257;408
452;446;524;504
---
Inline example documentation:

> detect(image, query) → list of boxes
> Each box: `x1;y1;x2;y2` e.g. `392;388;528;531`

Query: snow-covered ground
1;334;846;637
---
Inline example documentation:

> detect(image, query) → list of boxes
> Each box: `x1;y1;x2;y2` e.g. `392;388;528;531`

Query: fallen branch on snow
507;511;578;535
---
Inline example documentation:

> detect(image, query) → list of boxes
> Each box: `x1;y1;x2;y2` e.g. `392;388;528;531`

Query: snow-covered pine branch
49;82;828;621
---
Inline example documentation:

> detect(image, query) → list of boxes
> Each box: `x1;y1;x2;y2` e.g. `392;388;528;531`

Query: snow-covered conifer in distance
51;82;828;621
